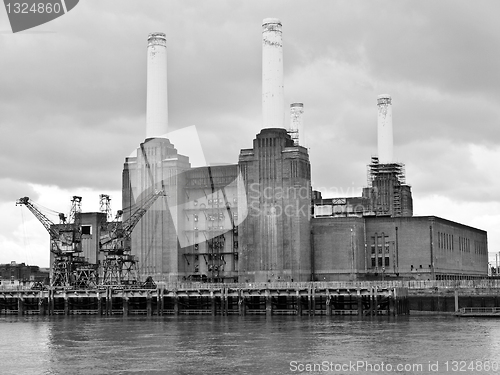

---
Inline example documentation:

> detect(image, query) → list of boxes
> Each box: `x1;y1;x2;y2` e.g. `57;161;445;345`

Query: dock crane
16;196;97;288
99;190;166;286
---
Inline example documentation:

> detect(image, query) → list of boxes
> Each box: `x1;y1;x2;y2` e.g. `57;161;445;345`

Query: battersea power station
57;19;488;285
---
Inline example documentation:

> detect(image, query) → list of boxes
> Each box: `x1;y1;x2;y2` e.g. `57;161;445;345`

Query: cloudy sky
1;0;499;268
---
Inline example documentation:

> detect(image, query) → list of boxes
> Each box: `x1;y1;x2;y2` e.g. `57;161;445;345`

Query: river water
1;315;499;375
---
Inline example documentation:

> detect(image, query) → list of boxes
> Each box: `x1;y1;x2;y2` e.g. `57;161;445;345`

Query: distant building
0;261;49;287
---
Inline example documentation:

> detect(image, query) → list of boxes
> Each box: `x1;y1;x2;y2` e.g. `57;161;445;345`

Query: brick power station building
115;21;489;284
35;20;482;286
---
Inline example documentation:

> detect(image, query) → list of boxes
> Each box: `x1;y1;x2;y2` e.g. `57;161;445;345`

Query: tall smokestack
377;94;393;163
289;103;304;146
146;32;168;139
262;18;284;129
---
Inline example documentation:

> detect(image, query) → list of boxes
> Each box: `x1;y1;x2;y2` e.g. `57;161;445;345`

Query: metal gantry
99;190;166;286
17;192;164;289
16;196;98;288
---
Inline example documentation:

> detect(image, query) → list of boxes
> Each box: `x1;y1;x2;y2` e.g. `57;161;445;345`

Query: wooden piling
64;292;69;315
97;291;102;315
307;288;312;316
389;290;395;316
296;290;302;316
210;292;216;316
48;289;54;315
238;290;246;316
174;293;180;315
146;293;152;316
108;288;114;315
326;291;332;316
158;289;164;316
357;289;363;316
222;288;228;316
311;288;316;316
265;289;272;316
17;296;24;316
123;296;129;316
38;292;46;315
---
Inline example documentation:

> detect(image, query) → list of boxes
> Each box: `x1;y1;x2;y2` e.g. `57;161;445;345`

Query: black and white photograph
1;1;500;374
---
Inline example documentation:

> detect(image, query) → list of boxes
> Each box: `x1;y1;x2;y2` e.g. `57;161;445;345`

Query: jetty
456;307;500;317
4;279;500;317
0;282;409;316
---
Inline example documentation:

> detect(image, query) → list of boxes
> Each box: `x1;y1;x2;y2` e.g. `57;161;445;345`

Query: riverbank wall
1;280;498;316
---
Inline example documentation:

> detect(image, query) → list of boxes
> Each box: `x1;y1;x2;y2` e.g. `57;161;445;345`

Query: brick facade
311;216;488;281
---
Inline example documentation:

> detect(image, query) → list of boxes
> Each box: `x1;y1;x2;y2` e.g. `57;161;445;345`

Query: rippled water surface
1;315;500;374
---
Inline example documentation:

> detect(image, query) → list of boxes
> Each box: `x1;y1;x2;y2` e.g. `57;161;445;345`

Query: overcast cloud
1;0;499;267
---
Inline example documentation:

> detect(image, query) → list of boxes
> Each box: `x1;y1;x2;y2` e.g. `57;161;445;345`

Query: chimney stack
377;94;393;163
262;18;284;129
146;32;168;138
289;103;304;146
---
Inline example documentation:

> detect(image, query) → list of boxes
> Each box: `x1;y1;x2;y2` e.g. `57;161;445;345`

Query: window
385;257;390;267
81;225;92;235
371;258;376;267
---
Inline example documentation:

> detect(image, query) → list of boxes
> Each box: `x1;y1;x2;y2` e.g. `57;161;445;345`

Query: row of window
370;235;390;254
459;236;470;253
474;240;487;256
437;231;453;251
370;235;391;267
436;232;486;256
370;245;390;255
371;257;390;267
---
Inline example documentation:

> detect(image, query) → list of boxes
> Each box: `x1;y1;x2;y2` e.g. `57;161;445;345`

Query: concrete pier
0;283;410;316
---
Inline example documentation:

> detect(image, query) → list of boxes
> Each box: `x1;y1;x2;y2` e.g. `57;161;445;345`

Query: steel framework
16;196;98;288
99;190;165;286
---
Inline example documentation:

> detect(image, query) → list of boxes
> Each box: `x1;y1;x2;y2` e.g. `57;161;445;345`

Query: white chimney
289;103;304;146
377;94;393;163
146;32;168;139
262;18;284;129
